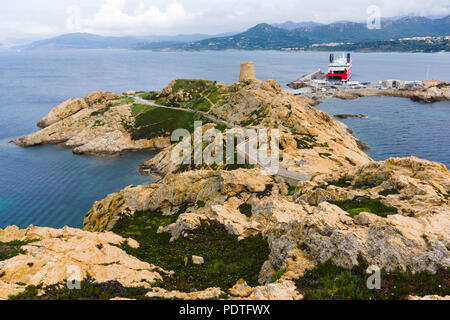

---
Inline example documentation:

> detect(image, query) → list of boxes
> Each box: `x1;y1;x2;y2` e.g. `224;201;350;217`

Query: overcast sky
1;0;449;40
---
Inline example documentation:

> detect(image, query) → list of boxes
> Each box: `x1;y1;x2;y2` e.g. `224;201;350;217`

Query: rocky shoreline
334;114;367;119
309;83;450;103
2;77;449;300
11;91;171;156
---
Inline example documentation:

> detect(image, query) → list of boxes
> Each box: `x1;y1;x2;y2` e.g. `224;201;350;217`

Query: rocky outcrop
331;84;450;103
139;79;372;179
408;295;450;300
37;98;89;128
5;78;449;300
302;156;450;216
334;114;367;119
0;225;169;300
145;287;224;300
11;91;171;156
83;168;272;233
83;157;450;284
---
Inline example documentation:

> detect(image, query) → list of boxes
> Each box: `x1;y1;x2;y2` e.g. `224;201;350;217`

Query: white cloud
81;0;198;35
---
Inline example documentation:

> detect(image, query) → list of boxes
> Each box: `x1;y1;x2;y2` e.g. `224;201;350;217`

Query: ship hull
326;65;352;82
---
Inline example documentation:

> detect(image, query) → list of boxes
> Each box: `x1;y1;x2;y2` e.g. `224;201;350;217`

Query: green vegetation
270;268;287;283
90;97;135;117
238;203;253;218
319;153;332;158
240;108;266;127
112;211;270;292
313;176;351;190
93;120;105;127
154;80;226;113
169;19;450;52
90;106;111;117
379;189;400;197
172;79;214;93
130;103;152;115
310;38;450;53
123;97;135;104
0;239;39;262
354;178;385;189
294;134;317;149
257;184;273;199
287;183;296;196
436;82;450;89
331;199;398;218
331;177;352;188
137;91;159;100
124;104;213;140
346;157;357;166
8;280;154;300
292;134;331;151
196;200;206;208
173;136;255;174
296;256;450;300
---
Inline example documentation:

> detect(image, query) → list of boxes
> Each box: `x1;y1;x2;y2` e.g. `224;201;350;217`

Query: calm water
0;49;449;228
317;97;450;166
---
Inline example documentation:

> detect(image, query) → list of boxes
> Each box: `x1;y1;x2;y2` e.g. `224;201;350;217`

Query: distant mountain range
311;37;450;53
11;15;450;52
13;32;237;50
172;15;450;51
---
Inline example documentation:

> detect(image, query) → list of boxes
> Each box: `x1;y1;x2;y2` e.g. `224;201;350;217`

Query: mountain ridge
169;15;450;51
13;32;238;50
11;15;450;51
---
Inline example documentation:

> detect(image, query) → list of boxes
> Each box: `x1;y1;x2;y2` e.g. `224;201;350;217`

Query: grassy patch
138;91;159;100
271;268;287;283
346;157;357;166
354;179;385;189
155;79;225;112
313;176;351;190
8;279;153;300
287;183;296;196
379;189;400;197
126;105;213;140
0;239;39;262
196;200;206;208
172;79;215;94
130;103;153;115
294;135;317;149
112;211;270;292
238;203;253;218
90;106;111;117
296;257;450;300
257;184;273;199
331;199;398;218
319;153;332;158
172;136;255;173
93;120;105;127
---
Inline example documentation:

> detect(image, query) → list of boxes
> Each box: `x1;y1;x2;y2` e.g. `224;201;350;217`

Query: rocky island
2;66;449;300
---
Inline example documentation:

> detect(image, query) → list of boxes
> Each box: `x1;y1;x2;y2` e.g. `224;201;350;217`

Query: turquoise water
0;50;449;228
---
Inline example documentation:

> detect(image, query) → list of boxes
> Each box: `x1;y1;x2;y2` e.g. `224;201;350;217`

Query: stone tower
239;61;256;82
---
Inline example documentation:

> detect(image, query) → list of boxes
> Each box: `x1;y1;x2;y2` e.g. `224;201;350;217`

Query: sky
0;0;449;41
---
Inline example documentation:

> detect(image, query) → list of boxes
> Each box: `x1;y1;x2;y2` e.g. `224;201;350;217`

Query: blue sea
0;50;449;228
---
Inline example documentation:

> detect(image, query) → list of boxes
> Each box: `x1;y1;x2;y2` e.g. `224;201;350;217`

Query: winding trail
132;95;311;182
